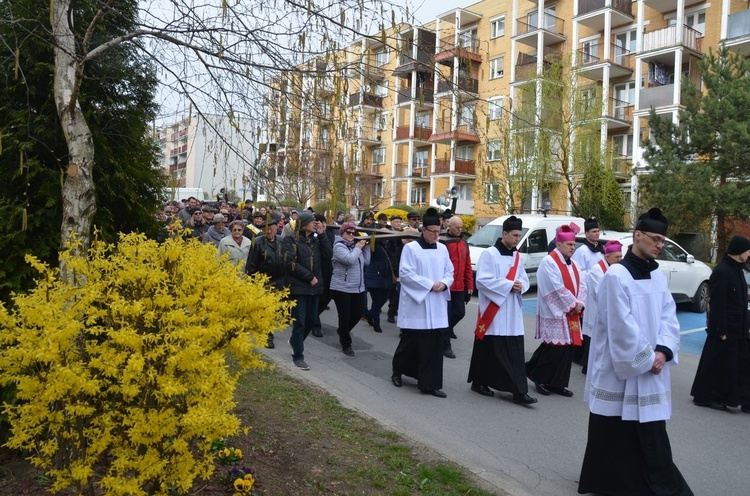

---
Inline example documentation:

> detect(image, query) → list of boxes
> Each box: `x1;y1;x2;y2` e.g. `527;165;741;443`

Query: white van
467;214;585;286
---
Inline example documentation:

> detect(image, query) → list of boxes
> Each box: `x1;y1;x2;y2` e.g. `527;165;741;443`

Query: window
614;29;636;64
376;50;389;67
411;186;427;204
415;111;431;128
613;82;635;120
612;134;633;158
459;28;478;49
413;149;429;167
459;103;476;132
484;183;500;203
372;147;385;165
375;112;389;131
456;144;474;161
489;97;504;121
671;11;706;36
580;39;599;64
490;15;506;38
374;180;384;197
456;183;472;200
487;140;502;161
490;56;505;79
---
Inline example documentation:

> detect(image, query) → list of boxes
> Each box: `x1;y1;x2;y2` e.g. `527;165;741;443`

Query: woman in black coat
691;235;750;412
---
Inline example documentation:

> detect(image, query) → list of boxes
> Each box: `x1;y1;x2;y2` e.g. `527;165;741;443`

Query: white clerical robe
582;260;607;338
584;264;680;422
572;244;605;275
535;248;587;345
397;241;454;330
475;248;529;336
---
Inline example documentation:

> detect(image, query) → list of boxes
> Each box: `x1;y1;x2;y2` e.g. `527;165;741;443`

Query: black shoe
443;348;456;359
373;325;383;333
450;331;457;339
312;327;323;338
422;389;447;398
265;337;275;349
471;384;494;397
342;347;355;356
549;387;574;397
513;393;539;405
387;315;396;323
535;383;551;396
741;405;750;413
391;375;402;387
367;316;374;327
694;399;728;411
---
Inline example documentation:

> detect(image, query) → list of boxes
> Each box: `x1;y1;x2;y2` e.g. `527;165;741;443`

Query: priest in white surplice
467;215;537;405
572;217;605;367
578;208;693;496
391;208;454;398
526;225;586;397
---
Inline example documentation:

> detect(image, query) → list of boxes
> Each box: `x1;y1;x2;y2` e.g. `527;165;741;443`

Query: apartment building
261;0;750;223
156;114;256;201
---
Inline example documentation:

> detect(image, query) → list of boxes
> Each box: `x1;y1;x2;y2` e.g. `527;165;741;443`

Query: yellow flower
234;448;243;459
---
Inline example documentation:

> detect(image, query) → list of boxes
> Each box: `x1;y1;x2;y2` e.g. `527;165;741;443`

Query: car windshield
468;226;528;248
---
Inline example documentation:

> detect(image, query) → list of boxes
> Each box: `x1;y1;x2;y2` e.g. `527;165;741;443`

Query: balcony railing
607;97;634;122
577;0;632;17
638;83;677;109
438;35;481;55
728;9;750;39
642;24;703;53
396;87;435;104
395;163;430;178
395;125;432;141
436;77;479;94
434;159;476;175
576;43;634;69
348;92;384;108
169;144;188;157
516;13;565;36
611;155;631;175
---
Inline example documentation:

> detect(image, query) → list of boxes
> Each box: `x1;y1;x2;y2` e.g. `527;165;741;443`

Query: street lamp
541;199;552;218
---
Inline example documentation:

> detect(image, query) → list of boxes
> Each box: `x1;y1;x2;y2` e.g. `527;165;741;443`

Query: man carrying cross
467;216;537;405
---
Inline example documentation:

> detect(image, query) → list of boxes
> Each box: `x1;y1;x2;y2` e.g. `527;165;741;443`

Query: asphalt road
264;296;748;496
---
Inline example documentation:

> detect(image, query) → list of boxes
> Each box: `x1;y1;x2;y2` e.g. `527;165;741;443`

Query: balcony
169;144;188;157
395;163;430;180
514;13;566;48
575;43;634;80
395;125;433;142
348;92;384;110
360;62;387;81
639;25;703;62
393;53;434;77
603;97;634;129
574;0;633;31
436;77;479;95
396;87;434;106
611;155;631;179
725;10;750;56
435;35;482;65
352;159;383;177
429;124;480;144
434;158;476;176
346;125;383;145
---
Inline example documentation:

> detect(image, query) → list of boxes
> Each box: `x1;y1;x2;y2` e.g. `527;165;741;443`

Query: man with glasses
579;208;692;496
391;208;454;398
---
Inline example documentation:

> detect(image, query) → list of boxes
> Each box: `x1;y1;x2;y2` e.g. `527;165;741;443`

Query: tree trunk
52;0;97;260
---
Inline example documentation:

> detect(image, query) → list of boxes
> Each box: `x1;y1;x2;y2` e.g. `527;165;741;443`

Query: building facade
261;0;749;224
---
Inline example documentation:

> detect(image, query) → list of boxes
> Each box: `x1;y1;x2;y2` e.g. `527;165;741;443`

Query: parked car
467;214;585;287
576;231;711;313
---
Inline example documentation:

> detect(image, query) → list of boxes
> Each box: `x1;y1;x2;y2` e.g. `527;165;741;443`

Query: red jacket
446;237;474;292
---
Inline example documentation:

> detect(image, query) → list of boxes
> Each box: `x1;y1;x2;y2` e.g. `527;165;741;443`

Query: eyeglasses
344;230;356;235
641;231;665;246
424;228;440;234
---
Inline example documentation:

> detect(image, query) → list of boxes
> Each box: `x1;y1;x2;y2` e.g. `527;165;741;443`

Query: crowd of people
157;198;750;496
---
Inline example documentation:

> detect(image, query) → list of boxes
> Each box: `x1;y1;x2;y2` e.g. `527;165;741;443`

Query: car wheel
690;281;708;313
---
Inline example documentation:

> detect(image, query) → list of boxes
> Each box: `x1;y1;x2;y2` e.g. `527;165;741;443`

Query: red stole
474;251;520;340
549;250;582;346
597;259;608;274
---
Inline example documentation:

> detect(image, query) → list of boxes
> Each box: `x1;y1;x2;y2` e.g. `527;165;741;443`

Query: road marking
680;327;706;335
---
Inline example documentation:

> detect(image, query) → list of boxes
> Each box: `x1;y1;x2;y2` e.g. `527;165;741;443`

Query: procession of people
159;197;750;495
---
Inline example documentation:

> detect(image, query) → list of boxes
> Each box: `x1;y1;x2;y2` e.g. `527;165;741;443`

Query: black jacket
246;235;286;290
707;254;749;339
281;230;332;296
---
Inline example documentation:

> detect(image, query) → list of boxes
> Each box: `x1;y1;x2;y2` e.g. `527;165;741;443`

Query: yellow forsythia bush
0;233;292;495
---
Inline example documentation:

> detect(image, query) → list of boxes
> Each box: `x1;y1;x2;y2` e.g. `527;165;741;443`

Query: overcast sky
411;0;474;25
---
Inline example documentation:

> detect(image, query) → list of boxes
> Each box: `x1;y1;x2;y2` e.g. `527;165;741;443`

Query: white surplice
397;241;454;330
584;264;680;422
475;248;529;336
535;248;587;345
582;260;607;338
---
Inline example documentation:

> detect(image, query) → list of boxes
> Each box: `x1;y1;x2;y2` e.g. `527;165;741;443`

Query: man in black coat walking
691;235;750;412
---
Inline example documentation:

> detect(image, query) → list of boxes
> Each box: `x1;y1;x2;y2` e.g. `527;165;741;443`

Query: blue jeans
290;294;320;360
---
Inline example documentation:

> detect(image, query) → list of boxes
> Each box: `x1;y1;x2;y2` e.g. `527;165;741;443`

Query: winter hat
727;235;750;255
422;208;441;228
339;221;358;236
298;211;315;229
